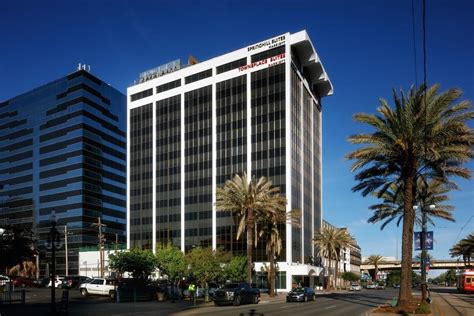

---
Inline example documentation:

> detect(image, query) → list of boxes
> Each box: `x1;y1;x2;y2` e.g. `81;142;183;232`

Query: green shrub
415;302;431;314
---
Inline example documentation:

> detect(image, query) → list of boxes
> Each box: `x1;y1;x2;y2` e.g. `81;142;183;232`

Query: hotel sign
139;59;181;83
239;53;286;72
247;35;286;52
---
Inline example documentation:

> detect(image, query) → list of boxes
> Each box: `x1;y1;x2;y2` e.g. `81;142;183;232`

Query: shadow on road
316;291;394;308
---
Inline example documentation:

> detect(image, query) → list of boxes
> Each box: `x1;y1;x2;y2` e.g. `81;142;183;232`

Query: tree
313;226;354;289
347;84;473;308
368;179;455;230
364;255;385;282
222;255;247;283
450;233;474;267
257;207;297;297
341;272;360;288
109;248;157;282
185;247;230;302
216;172;286;284
155;242;186;281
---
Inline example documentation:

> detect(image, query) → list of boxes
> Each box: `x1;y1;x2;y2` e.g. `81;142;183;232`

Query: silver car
349;283;362;291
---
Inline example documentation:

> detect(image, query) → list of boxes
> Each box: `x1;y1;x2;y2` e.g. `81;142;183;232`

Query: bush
415;302;431;314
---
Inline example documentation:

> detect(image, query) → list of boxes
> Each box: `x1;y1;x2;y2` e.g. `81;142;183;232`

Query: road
1;288;398;316
174;289;399;316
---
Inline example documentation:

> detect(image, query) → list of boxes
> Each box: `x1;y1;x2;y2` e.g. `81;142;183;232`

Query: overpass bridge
361;259;469;271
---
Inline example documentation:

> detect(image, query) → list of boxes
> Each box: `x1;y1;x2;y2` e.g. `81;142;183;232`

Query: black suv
62;276;91;289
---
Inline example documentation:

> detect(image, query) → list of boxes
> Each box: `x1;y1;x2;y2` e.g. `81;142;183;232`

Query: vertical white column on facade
246;64;252;179
310;97;314;259
152;102;157;253
180;93;185;252
319;109;323;231
284;34;293;291
126;101;131;250
212;80;217;250
300;78;304;264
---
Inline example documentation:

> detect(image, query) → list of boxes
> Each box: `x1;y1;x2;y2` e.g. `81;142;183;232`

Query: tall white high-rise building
127;30;332;290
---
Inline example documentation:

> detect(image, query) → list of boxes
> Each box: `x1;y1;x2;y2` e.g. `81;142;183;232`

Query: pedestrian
188;282;196;302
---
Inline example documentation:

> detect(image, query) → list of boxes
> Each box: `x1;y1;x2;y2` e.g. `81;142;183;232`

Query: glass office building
0;69;126;275
128;30;332;290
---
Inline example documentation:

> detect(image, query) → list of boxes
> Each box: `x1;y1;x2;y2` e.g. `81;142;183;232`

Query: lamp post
413;204;435;301
64;226;73;277
45;211;62;315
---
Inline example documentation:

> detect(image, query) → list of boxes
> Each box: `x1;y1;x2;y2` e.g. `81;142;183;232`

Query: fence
0;289;25;304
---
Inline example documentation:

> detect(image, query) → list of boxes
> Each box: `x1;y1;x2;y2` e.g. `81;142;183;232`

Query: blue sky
1;0;473;275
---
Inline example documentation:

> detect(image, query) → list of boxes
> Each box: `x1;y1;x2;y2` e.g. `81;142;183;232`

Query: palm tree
364;255;385;282
368;179;455;230
313;226;354;289
257;208;299;297
450;233;474;267
347;84;473;308
215;172;286;284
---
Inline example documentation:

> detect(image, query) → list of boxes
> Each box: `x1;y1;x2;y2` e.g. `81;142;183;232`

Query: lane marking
324;305;337;309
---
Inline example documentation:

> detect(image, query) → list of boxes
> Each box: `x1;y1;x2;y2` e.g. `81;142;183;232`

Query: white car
47;277;64;288
349;283;362;291
366;283;377;289
79;278;116;299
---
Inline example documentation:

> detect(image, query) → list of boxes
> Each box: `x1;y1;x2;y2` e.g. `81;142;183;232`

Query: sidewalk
431;291;473;316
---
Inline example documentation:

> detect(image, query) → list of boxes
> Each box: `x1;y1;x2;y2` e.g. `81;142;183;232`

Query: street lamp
44;211;63;315
413;204;435;301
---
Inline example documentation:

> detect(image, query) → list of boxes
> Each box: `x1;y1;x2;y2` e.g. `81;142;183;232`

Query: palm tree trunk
268;252;275;297
375;264;378;283
247;209;255;284
334;259;339;290
398;170;416;308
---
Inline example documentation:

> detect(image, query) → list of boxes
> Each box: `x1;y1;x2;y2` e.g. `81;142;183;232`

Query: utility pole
92;217;106;278
416;204;435;301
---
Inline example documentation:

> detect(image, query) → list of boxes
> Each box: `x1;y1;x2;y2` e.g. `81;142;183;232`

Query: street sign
414;231;434;250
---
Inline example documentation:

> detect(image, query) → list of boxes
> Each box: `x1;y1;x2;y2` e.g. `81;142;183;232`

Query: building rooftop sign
138;59;181;83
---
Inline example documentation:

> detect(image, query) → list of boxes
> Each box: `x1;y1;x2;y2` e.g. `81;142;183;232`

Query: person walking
188;282;196;303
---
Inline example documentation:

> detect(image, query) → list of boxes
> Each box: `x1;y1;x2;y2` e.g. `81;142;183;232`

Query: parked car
213;282;260;306
0;275;10;287
393;284;400;288
366;283;377;289
349;283;362;291
12;277;35;288
47;276;64;288
33;277;50;288
376;283;385;289
79;278;116;299
286;287;316;302
61;276;92;289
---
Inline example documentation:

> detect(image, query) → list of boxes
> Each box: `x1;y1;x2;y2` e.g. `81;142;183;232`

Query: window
216;57;247;74
130;88;153;102
91;279;103;284
156;79;181;93
251;46;285;63
185;69;212;84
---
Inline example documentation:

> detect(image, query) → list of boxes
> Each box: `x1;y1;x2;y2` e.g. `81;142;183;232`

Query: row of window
186;227;212;237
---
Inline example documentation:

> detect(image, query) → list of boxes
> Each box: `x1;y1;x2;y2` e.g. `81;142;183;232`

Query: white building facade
127;30;332;291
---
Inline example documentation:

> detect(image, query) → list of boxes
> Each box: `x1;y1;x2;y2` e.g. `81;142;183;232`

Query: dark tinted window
216;58;247;74
156;79;181;93
251;46;285;63
130;88;153;102
185;69;212;84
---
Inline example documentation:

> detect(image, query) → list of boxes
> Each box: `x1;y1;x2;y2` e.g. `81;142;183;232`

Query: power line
453;215;474;245
411;0;418;87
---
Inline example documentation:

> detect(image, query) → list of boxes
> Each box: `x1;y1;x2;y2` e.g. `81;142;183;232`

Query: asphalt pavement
0;288;399;316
